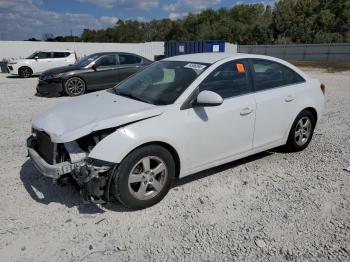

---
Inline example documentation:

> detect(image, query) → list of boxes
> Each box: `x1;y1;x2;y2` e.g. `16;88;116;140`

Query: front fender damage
27;128;118;204
71;159;115;204
29;114;162;204
65;131;117;204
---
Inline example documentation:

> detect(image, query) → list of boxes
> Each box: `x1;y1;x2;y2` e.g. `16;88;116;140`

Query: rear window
251;59;305;91
119;54;137;65
53;52;68;58
135;56;142;63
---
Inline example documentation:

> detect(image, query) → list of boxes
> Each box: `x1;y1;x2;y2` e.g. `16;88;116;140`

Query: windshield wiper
115;90;151;104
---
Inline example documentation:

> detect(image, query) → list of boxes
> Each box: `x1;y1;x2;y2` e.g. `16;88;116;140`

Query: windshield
75;54;100;67
114;61;209;105
26;52;38;59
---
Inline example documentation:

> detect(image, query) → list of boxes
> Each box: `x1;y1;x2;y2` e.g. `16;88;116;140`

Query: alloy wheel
294;116;312;146
21;68;31;78
66;78;85;95
128;156;168;201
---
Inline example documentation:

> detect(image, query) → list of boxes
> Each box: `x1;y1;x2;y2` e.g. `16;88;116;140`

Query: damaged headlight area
27;128;117;204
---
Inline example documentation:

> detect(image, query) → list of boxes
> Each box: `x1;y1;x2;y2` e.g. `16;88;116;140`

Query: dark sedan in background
37;52;152;96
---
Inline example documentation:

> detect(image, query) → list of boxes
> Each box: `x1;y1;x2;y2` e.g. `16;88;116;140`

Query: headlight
8;62;17;65
42;73;64;80
52;73;64;79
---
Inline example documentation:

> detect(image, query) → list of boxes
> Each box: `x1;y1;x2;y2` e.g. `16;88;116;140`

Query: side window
37;52;51;59
199;61;251;99
53;52;66;58
135;56;142;63
251;59;305;91
119;54;136;65
95;55;117;67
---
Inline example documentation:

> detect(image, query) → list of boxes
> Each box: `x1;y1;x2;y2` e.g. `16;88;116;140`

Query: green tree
78;0;350;44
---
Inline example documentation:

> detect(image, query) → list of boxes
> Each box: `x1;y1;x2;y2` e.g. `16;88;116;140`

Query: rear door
116;54;144;82
250;59;306;148
52;52;70;68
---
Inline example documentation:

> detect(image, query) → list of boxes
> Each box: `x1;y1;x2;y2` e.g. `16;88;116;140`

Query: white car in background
7;50;77;78
27;53;325;209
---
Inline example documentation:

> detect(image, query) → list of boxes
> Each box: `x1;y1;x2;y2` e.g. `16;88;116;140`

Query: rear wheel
285;110;316;152
19;66;32;78
111;145;175;209
64;77;86;96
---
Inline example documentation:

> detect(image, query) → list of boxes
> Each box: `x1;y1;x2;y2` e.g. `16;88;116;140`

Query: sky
0;0;274;40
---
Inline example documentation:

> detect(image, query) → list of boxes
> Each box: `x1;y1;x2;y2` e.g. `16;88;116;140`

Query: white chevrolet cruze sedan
27;53;325;209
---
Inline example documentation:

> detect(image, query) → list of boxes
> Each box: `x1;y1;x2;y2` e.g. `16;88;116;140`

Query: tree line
39;0;350;44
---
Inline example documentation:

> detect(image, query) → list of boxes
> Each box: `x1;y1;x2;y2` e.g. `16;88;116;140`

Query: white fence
225;43;238;54
0;41;165;61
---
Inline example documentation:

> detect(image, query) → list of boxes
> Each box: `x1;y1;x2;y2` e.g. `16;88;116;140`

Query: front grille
34;130;56;164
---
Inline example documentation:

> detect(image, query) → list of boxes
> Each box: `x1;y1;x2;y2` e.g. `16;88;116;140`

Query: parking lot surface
0;69;349;261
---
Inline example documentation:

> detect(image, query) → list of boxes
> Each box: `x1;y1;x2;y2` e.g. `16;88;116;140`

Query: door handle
284;95;295;102
240;107;253;116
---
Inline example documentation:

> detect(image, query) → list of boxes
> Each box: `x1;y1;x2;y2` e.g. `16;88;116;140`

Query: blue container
203;40;225;53
165;40;225;57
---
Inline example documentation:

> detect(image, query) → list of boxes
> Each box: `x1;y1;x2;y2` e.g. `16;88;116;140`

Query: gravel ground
0;69;349;262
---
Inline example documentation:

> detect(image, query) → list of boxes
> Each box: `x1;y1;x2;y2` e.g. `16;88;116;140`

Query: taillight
320;83;326;95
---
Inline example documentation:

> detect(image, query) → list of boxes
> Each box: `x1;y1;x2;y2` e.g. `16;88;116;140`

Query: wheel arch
283;106;319;144
89;131;182;179
64;76;87;87
64;76;87;95
18;66;32;75
130;141;181;180
302;107;318;123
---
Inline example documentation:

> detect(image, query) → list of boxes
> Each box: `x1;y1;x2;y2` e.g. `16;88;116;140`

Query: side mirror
91;64;97;71
34;56;38;60
195;90;223;107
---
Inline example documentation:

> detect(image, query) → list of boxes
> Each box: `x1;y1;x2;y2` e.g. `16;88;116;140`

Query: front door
34;52;52;73
181;60;256;173
85;54;119;89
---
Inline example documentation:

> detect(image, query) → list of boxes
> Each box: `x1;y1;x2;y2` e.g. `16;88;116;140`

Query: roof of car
163;52;309;80
40;50;74;52
163;53;276;64
89;52;144;56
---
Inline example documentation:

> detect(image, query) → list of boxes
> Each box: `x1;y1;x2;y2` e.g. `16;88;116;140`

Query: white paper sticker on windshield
184;63;207;71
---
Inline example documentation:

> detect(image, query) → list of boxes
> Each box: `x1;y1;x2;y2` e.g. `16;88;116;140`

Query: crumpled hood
32;90;163;143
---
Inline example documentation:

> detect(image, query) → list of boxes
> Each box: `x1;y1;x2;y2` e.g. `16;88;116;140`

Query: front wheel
19;66;33;78
285;110;316;152
111;145;175;209
64;77;86;96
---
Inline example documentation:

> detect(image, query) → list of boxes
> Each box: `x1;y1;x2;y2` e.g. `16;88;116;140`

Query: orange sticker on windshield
236;63;245;73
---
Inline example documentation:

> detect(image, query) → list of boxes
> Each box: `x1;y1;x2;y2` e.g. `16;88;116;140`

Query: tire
111;145;175;210
18;66;33;78
285;110;316;152
64;77;86;96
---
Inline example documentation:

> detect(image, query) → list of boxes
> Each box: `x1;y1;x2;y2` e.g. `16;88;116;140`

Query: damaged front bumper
26;136;115;203
27;136;79;179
